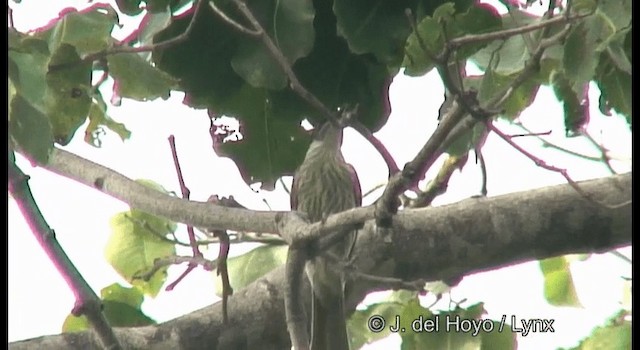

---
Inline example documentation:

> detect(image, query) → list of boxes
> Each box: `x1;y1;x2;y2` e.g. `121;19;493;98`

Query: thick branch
39;147;373;241
10;173;631;350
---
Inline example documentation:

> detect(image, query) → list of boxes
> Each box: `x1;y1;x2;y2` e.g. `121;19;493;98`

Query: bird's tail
310;293;350;350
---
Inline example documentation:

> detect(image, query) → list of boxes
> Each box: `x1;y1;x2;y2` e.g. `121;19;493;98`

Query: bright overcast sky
8;1;631;349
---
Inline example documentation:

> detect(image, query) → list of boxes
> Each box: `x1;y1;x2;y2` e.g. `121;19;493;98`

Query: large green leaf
8;36;51;112
549;71;587;136
214;245;287;296
212;91;312;188
539;256;581;307
107;52;178;101
34;3;117;56
333;0;416;68
231;0;315;89
105;181;177;298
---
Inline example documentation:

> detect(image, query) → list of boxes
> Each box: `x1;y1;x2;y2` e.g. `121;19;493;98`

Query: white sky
8;1;632;349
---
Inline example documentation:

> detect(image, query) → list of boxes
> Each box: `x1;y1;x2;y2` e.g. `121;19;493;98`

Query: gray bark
9;173;631;350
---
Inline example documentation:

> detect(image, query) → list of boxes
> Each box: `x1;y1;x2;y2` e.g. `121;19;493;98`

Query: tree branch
37;147;374;246
9;173;631;350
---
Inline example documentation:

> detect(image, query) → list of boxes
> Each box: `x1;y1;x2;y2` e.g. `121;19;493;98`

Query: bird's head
305;122;343;159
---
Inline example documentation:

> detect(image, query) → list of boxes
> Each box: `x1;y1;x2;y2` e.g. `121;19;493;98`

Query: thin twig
325;252;426;291
8;6;14;29
487;121;629;209
610;250;631;264
448;12;590;49
509;130;552;137
582;130;617;175
208;1;260;35
135;255;217;282
213;229;233;324
351;121;400;177
8;158;122;350
514;123;602;161
165;135;202;291
169;135;201;257
362;183;386;200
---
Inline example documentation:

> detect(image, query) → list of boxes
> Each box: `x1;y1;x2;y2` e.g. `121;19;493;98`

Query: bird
290;121;362;350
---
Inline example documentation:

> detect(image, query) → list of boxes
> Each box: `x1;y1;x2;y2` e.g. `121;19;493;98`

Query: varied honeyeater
291;122;362;350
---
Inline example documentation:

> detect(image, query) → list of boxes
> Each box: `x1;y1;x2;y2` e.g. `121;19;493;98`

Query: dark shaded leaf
62;284;156;333
550;71;587;136
153;1;392;187
115;0;143;16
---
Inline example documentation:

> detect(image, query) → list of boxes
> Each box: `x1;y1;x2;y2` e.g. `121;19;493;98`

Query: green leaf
333;0;415;67
9;94;54;164
8;37;51;112
568;311;631;350
464;70;540;119
105;207;177;297
403;3;501;76
100;284;156;327
604;29;631;75
348;300;408;349
452;3;502;58
480;320;517;350
550;71;586;136
403;3;456;76
85;99;132;147
231;0;315;89
471;9;564;75
62;283;156;333
539;256;581;307
445;122;485;156
136;10;173;62
108;53;178;101
595;0;631;32
61;314;90;333
214;245;287;297
35;3;117;56
45;44;93;145
147;0;171;13
595;49;631;122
